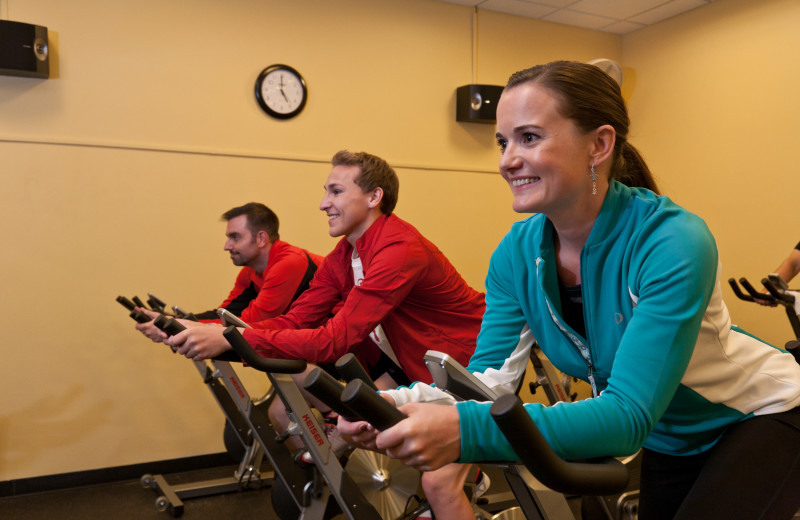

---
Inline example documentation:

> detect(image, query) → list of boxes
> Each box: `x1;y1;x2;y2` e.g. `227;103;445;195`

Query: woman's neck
554;231;586;286
551;193;604;285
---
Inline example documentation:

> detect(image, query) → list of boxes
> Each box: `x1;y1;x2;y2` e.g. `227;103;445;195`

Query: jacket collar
584;180;628;249
351;213;392;265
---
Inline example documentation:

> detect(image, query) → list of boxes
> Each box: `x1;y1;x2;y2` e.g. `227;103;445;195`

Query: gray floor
0;465;278;520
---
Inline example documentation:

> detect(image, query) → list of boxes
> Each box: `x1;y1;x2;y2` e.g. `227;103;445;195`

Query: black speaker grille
0;20;37;72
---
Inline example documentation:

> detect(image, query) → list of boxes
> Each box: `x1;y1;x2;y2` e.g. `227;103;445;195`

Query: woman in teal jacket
369;61;800;519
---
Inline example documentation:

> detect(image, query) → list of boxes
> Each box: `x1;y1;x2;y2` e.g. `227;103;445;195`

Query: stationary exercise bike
117;295;271;517
120;295;424;519
728;274;800;362
145;308;389;519
220;325;422;520
422;347;639;520
306;358;631;520
303;354;507;519
299;335;636;520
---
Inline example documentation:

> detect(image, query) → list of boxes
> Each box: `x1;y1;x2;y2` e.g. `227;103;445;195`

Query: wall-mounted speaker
0;20;50;78
456;84;503;124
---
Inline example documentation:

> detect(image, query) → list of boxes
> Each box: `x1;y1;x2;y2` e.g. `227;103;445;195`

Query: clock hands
278;73;290;102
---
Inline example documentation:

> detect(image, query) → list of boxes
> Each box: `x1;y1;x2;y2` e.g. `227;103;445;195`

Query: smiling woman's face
495;82;597;219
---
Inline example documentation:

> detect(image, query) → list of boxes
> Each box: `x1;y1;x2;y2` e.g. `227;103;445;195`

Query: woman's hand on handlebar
376;402;461;472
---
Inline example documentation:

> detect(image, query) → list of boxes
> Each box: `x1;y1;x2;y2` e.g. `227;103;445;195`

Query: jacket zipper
537;257;598;397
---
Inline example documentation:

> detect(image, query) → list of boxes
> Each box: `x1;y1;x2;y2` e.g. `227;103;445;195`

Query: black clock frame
254;64;308;119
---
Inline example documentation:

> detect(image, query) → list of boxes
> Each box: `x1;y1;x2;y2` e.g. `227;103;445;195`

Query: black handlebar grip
728;278;752;302
739;278;774;303
490;393;629;496
762;277;794;304
117;295;137;311
130;309;152;324
303;368;360;421
222;326;306;374
335;353;378;390
340;379;407;431
153;315;186;336
147;293;167;313
132;295;148;309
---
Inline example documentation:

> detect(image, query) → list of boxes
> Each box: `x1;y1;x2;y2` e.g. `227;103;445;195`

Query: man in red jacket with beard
134;202;323;340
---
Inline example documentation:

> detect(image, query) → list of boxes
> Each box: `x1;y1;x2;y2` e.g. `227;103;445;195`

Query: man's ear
368;187;384;210
256;230;270;247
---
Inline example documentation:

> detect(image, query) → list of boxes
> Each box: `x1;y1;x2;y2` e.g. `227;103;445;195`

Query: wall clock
254;64;308;119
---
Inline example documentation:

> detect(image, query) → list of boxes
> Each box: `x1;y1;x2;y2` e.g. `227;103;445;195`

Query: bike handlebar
340;379;407;431
761;277;795;305
490;393;629;496
302;368;360;421
728;278;756;302
331;380;631;497
153;314;186;336
116;295;136;311
147;293;167;313
738;278;775;304
221;326;306;374
335;353;378;391
129;310;152;324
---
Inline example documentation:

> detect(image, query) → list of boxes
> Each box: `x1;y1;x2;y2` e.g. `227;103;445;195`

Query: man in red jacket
166;150;484;384
135;202;323;341
166;151;486;518
169;150;481;464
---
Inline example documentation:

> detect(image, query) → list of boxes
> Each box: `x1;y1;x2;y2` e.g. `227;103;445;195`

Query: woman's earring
590;164;598;195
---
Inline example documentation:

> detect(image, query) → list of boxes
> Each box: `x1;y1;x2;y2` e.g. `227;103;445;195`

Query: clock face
255;65;307;119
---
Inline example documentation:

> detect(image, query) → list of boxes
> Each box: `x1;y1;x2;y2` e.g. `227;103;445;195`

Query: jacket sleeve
242;238;427;364
250;254;343;332
466;233;537;395
455;233;538;461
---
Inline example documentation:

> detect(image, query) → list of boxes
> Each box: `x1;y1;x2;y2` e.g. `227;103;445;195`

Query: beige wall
2;0;797;483
0;0;620;480
623;0;800;348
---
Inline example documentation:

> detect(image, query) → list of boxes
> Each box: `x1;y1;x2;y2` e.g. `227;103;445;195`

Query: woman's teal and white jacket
387;181;800;462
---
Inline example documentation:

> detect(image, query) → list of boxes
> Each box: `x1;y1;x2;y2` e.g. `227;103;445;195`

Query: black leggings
638;406;800;519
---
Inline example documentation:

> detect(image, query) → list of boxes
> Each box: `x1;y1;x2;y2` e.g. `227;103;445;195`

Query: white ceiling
436;0;713;34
